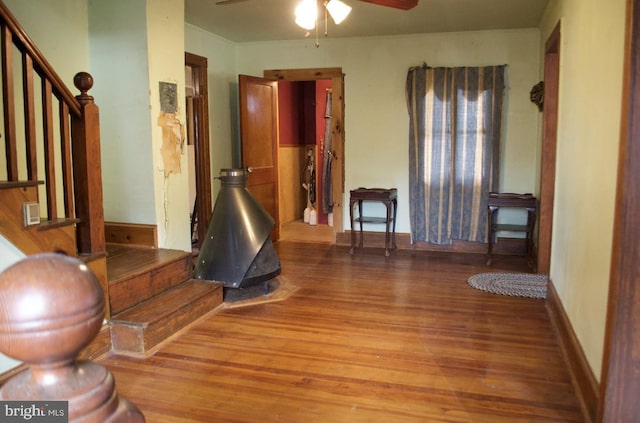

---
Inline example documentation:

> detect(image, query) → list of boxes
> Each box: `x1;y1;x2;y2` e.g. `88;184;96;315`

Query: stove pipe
194;169;281;289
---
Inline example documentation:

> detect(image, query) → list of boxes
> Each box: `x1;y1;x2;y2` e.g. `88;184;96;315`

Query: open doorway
185;52;212;255
264;68;345;244
276;79;334;243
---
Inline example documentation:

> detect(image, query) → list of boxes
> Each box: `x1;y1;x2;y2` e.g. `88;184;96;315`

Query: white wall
231;30;541;234
0;236;25;272
539;0;626;380
0;237;25;373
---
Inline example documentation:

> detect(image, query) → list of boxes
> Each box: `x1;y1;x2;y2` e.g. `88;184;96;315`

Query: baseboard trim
546;279;599;423
336;230;526;255
105;222;157;248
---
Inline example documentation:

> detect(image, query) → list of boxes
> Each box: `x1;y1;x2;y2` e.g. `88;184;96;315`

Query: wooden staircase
0;1;224;362
106;244;224;355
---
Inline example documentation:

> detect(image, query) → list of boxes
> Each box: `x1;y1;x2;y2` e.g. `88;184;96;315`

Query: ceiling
184;0;550;43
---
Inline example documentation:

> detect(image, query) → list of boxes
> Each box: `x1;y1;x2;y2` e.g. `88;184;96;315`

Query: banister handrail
0;1;81;116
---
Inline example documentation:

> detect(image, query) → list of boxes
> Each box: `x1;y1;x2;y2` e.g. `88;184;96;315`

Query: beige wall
539;0;626;379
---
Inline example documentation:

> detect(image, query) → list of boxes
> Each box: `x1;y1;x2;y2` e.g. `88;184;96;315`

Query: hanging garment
322;90;333;214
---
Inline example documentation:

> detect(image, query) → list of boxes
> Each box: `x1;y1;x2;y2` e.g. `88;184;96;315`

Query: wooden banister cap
0;254;145;422
74;72;94;102
0;253;104;364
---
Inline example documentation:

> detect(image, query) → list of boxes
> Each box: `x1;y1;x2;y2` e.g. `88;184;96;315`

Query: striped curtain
406;65;505;245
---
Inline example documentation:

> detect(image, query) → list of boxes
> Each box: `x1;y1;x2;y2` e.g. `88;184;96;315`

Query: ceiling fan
216;0;418;11
216;0;418;46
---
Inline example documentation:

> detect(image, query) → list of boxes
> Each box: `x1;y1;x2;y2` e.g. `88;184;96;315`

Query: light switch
23;202;40;227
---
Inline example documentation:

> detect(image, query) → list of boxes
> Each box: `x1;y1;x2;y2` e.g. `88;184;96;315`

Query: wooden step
107;244;193;314
110;279;224;355
79;323;112;360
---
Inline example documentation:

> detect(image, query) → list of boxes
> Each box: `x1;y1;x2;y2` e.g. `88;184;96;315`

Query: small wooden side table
349;188;397;256
486;192;537;267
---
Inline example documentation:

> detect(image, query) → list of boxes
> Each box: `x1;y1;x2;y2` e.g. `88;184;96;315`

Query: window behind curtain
406;65;506;245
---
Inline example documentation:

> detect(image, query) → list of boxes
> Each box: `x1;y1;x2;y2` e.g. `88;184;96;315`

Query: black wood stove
194;169;281;296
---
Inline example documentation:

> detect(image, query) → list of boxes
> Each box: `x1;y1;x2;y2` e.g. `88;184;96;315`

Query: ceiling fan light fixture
295;0;317;30
325;0;352;24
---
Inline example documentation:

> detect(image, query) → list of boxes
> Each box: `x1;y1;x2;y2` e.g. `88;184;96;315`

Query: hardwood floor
99;241;583;422
280;219;335;243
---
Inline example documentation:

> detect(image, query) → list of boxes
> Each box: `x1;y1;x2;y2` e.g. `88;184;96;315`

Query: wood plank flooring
99;241;583;422
280;220;335;243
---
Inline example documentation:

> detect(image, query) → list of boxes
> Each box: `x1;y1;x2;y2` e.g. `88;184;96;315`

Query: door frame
537;22;560;275
185;52;212;248
598;0;640;419
263;68;345;236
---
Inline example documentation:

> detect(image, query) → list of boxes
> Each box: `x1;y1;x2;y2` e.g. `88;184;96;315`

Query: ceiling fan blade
216;0;250;5
356;0;418;10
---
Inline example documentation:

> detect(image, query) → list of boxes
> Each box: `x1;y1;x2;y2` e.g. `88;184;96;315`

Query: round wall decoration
530;81;544;111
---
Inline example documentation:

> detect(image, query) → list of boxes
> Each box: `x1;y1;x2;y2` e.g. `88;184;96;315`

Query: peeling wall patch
158;112;185;177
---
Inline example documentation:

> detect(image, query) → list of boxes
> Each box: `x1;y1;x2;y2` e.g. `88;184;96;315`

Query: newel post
71;72;106;256
0;254;145;422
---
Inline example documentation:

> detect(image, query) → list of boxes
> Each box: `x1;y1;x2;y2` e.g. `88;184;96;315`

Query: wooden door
239;74;280;241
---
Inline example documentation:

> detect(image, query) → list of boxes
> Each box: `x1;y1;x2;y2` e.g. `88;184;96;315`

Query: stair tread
0;180;43;189
37;218;80;230
107;244;191;282
111;279;223;325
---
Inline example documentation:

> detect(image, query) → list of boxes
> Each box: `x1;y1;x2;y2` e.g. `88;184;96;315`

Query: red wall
278;80;305;146
277;79;332;225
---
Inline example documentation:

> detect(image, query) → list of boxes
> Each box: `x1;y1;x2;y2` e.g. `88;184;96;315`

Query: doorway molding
264;68;345;236
185;52;212;248
537;22;560;275
598;0;640;419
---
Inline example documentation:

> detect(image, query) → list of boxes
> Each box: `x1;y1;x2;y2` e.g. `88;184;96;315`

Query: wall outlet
23;202;40;227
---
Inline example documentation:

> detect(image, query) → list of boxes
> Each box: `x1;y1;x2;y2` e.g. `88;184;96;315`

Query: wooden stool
486;192;537;268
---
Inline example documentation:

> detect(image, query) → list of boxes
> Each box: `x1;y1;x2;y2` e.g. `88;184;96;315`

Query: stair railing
0;1;105;257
